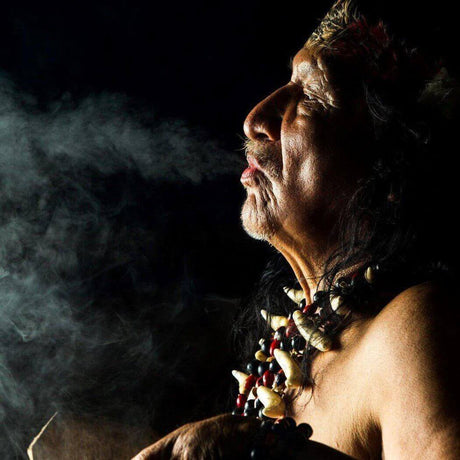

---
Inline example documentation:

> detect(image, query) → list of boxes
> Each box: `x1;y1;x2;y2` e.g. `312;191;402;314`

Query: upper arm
370;283;460;459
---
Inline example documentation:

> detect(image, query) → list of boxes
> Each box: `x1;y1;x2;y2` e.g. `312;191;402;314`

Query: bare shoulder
361;280;459;393
363;281;460;458
369;280;458;352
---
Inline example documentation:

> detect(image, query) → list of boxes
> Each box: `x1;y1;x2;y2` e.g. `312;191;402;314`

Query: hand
132;414;355;460
132;413;260;459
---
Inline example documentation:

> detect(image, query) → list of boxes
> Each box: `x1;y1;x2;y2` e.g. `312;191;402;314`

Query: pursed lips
240;155;265;186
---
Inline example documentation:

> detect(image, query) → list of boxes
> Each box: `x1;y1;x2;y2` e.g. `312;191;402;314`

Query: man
135;0;459;458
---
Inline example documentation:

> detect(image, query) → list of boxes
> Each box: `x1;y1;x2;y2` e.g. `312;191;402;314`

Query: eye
303;92;317;103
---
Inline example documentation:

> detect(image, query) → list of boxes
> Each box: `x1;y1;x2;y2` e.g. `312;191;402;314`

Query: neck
271;230;333;304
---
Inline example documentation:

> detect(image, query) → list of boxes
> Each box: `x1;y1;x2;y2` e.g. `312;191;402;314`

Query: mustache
242;138;282;178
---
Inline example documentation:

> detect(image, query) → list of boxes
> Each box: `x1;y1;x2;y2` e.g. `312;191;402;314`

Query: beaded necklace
231;265;378;420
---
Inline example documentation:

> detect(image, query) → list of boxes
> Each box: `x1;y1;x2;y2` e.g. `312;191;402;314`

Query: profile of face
240;45;373;249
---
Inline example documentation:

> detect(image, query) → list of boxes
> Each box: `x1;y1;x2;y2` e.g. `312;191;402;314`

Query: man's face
240;46;371;246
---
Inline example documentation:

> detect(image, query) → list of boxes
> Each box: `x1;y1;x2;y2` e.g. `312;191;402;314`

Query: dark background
1;0;457;141
0;0;457;458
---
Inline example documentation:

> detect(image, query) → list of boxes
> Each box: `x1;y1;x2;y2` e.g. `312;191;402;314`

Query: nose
243;84;295;142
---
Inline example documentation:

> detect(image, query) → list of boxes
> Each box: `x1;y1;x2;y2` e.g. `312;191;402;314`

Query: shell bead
255;350;267;362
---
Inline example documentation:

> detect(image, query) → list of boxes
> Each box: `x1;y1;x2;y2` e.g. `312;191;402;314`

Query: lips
240;156;262;186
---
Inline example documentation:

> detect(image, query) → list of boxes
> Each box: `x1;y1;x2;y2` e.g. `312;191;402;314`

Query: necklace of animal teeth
232;265;378;420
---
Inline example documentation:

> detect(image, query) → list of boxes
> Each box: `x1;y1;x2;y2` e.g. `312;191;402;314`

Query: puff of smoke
0;73;244;458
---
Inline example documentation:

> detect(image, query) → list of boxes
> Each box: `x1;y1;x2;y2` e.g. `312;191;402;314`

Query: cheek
281;122;322;193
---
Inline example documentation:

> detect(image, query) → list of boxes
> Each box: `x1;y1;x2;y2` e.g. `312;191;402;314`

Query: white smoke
0;73;243;458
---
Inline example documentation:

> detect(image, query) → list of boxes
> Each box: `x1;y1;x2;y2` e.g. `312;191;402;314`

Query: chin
240;194;279;241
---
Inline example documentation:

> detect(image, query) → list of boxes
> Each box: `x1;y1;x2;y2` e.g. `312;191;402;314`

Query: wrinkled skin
240;46;372;301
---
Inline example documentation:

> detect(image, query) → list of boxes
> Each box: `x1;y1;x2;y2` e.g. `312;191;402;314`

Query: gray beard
240;196;279;242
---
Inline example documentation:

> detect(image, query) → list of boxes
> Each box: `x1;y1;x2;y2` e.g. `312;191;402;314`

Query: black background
0;0;457;457
1;0;457;146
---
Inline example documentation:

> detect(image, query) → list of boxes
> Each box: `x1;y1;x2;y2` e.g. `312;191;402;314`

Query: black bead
291;335;306;351
244;407;258;417
255;398;264;410
296;423;313;439
299;298;307;310
260;339;270;356
281;417;297;431
257;361;269;377
271;422;288;434
258;408;268;419
244;399;255;412
246;360;259;376
268;360;281;373
280;339;292;352
275;372;286;386
313;290;327;303
260;420;273;432
274;326;286;341
334;277;347;289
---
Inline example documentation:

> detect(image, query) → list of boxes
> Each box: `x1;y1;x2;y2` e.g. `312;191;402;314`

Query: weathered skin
133;42;460;459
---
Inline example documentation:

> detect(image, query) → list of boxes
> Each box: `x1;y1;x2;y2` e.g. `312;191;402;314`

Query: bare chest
287;320;382;459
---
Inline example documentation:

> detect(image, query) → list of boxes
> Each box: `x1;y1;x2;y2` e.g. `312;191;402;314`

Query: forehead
291;47;327;83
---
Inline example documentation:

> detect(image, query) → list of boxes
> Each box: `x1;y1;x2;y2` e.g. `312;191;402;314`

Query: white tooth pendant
283;286;305;304
329;294;350;316
364;266;375;284
330;294;344;312
256;386;286;419
232;370;250;395
273;349;302;389
260;309;289;331
292;310;332;352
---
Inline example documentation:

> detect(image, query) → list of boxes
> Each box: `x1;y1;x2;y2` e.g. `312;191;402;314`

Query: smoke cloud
0;73;247;458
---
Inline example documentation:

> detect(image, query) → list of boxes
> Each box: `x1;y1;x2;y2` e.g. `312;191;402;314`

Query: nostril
255;132;269;141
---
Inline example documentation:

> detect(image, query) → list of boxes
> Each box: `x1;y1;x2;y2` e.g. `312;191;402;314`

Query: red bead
244;374;257;393
262;370;274;387
270;339;280;356
256;376;264;387
236;394;247;408
285;321;298;338
302;303;314;314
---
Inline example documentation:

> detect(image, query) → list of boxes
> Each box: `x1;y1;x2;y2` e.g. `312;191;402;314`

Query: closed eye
303;92;319;104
